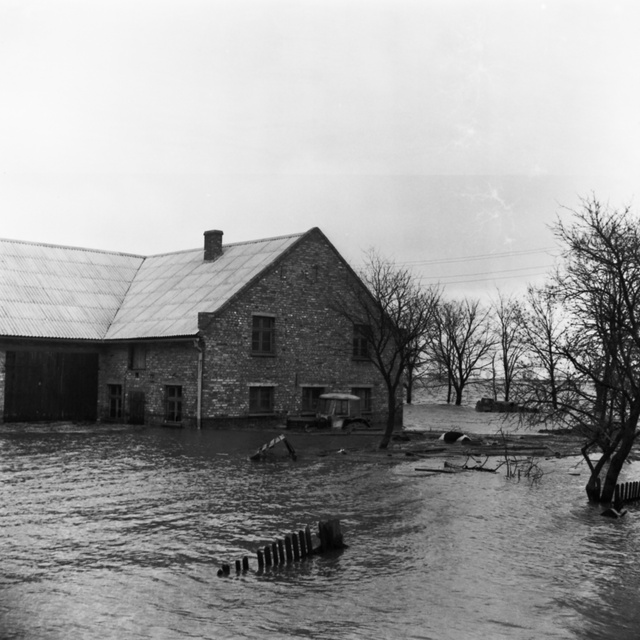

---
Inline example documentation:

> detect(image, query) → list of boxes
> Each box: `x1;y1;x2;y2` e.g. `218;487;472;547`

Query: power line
419;263;555;281
420;264;553;284
418;270;550;286
398;246;557;267
355;246;559;270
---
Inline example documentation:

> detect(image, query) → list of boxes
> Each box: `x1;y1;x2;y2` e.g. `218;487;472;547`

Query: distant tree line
343;195;640;504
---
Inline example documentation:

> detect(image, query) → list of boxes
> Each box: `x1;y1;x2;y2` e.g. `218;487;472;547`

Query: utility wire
396;246;558;267
355;246;558;270
418;269;551;286
418;263;555;281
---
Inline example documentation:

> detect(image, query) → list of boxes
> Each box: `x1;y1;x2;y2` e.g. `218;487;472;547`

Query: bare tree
517;285;567;411
403;320;437;404
491;292;527;402
333;251;440;449
523;196;640;503
428;298;494;406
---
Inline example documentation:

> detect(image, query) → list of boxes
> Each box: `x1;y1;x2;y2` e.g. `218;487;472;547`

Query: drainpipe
193;338;204;429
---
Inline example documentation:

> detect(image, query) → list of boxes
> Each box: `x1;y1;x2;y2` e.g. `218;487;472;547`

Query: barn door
3;350;98;422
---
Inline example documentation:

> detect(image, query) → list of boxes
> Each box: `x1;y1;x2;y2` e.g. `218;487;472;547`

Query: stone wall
98;341;199;426
197;229;396;427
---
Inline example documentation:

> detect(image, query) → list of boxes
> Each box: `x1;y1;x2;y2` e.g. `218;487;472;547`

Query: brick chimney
204;229;223;261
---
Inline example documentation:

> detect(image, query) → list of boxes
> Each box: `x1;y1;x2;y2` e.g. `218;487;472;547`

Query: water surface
2;421;640;639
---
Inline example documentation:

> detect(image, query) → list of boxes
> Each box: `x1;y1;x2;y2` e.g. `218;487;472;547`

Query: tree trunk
549;366;558;410
406;379;413;404
600;425;637;503
585;475;601;503
454;387;463;406
378;392;398;449
582;441;614;503
491;357;497;401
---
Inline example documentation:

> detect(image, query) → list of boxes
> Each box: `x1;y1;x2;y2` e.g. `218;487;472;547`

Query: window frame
108;384;123;420
251;315;276;356
301;386;325;415
351;387;372;413
352;324;371;360
128;344;147;370
165;385;183;423
249;386;275;414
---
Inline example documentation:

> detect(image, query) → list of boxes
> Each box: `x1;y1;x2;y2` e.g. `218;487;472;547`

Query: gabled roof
0;238;143;340
0;231;306;341
105;233;303;340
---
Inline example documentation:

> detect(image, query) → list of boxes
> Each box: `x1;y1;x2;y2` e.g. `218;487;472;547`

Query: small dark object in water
601;508;628;518
440;431;470;443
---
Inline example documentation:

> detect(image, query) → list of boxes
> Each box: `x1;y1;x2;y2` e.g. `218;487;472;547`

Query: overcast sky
1;0;639;299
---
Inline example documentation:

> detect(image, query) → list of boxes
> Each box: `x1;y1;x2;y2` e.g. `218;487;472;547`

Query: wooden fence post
278;539;285;563
305;525;313;554
318;519;346;552
298;529;307;557
284;536;293;562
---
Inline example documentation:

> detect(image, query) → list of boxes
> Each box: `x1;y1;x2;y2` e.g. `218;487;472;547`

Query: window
352;324;371;359
252;316;275;355
128;345;146;370
352;387;372;413
108;384;123;419
301;387;324;414
165;385;183;422
249;386;274;414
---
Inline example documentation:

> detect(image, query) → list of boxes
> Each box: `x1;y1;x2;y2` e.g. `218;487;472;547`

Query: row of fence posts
217;520;345;577
614;481;640;510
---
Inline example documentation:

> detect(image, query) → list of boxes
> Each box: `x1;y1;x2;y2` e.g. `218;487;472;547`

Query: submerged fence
217;519;345;577
614;481;640;509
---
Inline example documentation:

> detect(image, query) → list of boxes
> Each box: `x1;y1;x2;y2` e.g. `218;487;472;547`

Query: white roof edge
0;229;309;261
0;236;145;259
144;231;307;258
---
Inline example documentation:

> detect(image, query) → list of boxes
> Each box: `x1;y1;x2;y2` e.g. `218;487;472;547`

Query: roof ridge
0;236;145;259
144;230;308;258
223;231;306;247
0;230;310;261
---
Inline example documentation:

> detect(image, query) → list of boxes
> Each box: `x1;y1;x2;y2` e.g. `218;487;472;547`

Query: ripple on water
2;426;640;639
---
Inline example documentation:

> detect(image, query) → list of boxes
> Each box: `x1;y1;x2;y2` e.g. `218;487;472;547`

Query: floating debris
439;431;471;443
249;434;296;461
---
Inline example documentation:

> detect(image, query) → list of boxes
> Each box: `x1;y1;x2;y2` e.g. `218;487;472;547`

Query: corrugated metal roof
105;233;303;340
0;238;144;340
0;232;305;341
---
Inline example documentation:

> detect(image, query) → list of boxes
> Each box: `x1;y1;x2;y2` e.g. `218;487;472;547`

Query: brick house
0;228;400;428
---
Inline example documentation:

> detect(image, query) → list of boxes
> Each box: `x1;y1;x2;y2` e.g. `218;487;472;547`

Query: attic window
352;324;371;360
128;345;146;370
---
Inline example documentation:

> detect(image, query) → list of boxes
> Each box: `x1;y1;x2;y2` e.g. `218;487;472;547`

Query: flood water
2;417;640;640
